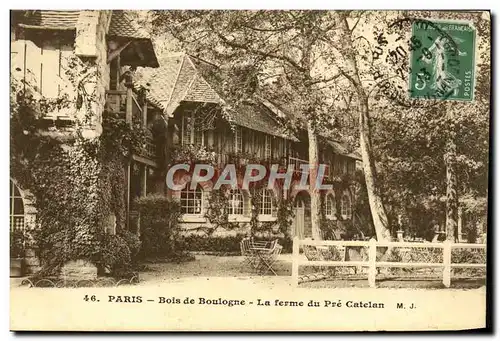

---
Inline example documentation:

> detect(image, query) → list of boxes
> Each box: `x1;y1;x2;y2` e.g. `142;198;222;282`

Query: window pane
14;198;24;215
180;183;203;215
12;216;25;231
260;190;273;215
10;181;25;231
229;190;243;215
341;194;351;218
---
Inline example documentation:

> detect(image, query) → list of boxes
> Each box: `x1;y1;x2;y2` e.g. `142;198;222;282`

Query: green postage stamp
409;20;476;101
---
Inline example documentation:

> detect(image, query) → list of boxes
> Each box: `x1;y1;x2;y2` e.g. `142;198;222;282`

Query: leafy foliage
204;188;240;232
133;195;184;258
180;234;247;254
10;229;27;259
10;52;151;276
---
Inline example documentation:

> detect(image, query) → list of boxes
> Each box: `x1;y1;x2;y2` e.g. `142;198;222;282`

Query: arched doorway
10;179;25;231
293;191;312;239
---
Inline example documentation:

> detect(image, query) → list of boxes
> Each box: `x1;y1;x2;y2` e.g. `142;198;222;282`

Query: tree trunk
307;120;322;240
359;96;392;241
337;14;391;241
445;137;458;241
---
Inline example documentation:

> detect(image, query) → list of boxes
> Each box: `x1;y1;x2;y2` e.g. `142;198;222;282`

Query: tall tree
357;11;490;241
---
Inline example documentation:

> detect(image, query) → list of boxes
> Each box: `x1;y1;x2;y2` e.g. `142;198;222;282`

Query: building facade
135;53;360;240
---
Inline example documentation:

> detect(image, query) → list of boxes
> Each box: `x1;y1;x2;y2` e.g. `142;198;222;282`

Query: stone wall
61;260;98;280
74;10;112;138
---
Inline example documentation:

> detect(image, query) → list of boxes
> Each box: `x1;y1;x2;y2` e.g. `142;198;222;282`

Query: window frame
181;111;205;146
340;191;352;220
180;183;204;216
325;193;337;220
228;189;244;217
259;189;276;219
10;180;25;232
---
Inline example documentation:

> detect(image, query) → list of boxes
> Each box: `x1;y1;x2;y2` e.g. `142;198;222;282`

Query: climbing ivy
204;188;239;233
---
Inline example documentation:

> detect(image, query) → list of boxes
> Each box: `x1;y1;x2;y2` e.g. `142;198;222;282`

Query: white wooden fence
291;237;486;288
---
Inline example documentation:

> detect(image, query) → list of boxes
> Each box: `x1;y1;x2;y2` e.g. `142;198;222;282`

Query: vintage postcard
9;9;490;331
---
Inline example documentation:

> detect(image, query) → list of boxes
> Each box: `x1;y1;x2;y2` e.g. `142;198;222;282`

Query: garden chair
256;243;283;276
240;238;257;269
250;239;270;249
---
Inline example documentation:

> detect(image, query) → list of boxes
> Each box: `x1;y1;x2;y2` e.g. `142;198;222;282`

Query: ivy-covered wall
11;89;149;275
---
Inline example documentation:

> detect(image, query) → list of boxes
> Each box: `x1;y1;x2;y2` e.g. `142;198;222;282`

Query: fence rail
291;237;486;288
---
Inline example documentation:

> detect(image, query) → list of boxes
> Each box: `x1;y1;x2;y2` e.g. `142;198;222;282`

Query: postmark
409;20;476;102
370;17;476;108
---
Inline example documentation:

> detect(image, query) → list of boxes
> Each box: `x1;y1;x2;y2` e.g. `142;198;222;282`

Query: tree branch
211;26;306;73
240;23;294;32
308;72;342;86
350;11;365;33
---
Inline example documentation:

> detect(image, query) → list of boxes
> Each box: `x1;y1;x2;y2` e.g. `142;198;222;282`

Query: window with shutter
24;40;42;93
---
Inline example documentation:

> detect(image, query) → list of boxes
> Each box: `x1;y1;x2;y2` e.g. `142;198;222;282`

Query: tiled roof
108;10;150;40
13;10;80;29
183;73;221;103
327;140;361;160
135;53;221;113
135;53;297;140
108;11;158;68
14;10;158;67
231;101;298;141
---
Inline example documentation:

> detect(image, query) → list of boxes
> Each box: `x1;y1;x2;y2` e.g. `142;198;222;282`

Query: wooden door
294;201;305;239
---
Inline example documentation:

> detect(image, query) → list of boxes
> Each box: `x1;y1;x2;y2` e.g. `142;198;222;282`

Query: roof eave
108;36;159;68
17;23;76;31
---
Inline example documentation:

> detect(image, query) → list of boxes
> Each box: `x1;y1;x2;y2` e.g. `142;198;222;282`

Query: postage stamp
409;20;476;101
371;17;477;107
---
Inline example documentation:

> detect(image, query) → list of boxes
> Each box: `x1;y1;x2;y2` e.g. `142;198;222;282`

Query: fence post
442;240;452;288
292;236;299;286
368;238;377;288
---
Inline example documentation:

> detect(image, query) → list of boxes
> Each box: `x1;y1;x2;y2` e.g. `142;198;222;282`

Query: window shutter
254;133;263;158
245;130;253;155
10;40;25;76
41;40;61;99
24;40;42;93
